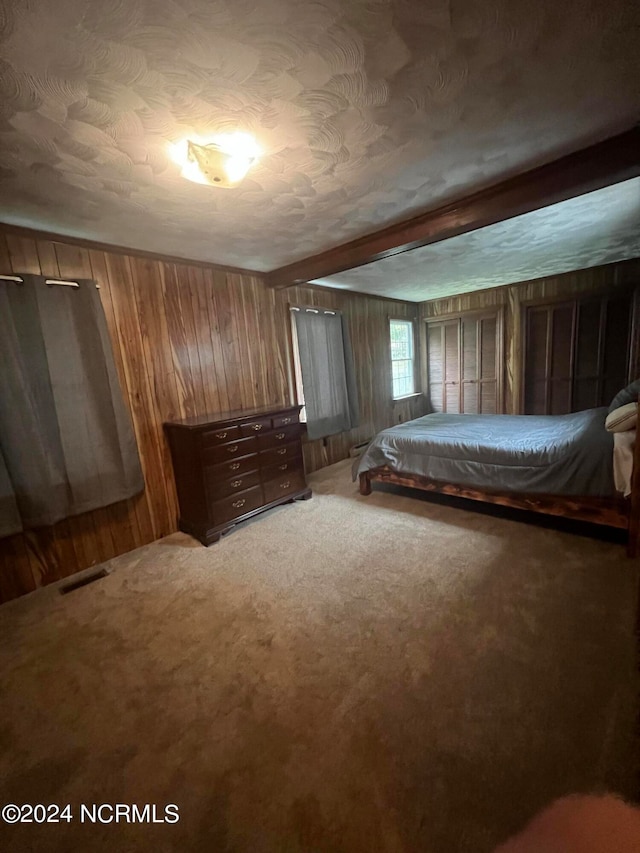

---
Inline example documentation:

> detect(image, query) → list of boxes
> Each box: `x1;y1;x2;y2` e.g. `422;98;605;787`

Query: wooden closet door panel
443;321;460;413
573;300;602;411
463;382;478;412
427;320;462;413
524;308;550;415
602;297;631;404
461;316;478;413
480;317;496;380
443;322;460;383
550;304;574;414
445;382;460;413
462;318;478;380
427;323;444;412
479;315;498;414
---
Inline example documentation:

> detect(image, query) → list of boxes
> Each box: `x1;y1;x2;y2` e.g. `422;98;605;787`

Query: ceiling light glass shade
170;133;260;188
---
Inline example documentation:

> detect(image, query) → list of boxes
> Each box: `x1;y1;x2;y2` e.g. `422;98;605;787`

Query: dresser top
165;403;302;430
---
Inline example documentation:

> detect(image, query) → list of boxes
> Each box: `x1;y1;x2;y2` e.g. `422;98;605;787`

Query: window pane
390;320;414;397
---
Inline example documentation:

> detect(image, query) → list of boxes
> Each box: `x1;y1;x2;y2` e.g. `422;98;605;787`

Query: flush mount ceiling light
170;132;260;188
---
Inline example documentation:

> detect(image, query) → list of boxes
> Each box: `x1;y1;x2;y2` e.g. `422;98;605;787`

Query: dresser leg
296;489;312;501
203;525;234;545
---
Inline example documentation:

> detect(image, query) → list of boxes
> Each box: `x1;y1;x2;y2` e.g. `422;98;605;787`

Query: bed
357;404;640;557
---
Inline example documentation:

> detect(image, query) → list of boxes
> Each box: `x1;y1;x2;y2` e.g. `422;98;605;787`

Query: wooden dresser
164;404;311;545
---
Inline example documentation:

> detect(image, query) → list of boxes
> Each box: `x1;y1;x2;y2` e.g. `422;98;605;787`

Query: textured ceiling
0;0;638;278
314;178;640;301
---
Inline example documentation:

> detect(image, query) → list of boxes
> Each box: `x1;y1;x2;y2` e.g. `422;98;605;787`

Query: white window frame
389;318;416;400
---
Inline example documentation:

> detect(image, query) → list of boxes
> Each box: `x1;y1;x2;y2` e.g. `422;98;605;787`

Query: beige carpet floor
0;459;638;853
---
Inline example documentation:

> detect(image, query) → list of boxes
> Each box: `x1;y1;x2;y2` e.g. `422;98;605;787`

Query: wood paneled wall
420;259;640;414
0;226;427;602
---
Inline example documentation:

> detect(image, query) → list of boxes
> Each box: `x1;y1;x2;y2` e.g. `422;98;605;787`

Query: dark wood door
523;293;632;415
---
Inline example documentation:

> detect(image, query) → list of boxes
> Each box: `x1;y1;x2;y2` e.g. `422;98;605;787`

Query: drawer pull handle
215;431;227;439
227;445;239;453
282;417;292;424
232;499;246;509
279;481;291;489
276;448;287;455
276;432;286;439
278;463;288;471
229;462;240;470
231;479;243;488
251;423;263;431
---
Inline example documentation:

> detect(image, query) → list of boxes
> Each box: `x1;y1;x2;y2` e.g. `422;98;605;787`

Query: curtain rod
0;274;99;289
290;306;336;315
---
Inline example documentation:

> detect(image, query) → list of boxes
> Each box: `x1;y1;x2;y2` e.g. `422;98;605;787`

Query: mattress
356;408;616;497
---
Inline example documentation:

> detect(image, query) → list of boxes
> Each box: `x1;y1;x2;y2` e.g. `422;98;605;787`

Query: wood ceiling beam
265;126;640;290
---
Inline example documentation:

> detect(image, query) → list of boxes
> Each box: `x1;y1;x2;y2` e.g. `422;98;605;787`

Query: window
0;273;144;538
389;319;415;399
290;306;359;440
426;311;502;414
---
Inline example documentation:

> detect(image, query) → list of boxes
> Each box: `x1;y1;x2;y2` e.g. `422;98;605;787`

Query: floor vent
349;440;371;458
60;568;108;595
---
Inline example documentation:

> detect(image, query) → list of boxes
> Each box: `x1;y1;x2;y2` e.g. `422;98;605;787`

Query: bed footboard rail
362;465;634;545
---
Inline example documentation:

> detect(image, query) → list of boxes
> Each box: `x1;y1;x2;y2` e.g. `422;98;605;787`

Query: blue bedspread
356;409;616;496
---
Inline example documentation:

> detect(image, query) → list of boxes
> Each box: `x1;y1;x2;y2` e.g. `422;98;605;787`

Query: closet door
426;320;459;413
426;311;501;414
524;302;574;415
522;292;632;415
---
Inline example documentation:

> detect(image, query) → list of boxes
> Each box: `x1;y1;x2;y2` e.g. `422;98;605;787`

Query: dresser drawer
200;424;240;446
206;467;261;500
239;416;273;437
204;453;260;483
203;436;257;465
211;485;264;525
263;472;306;503
262;458;304;483
272;411;299;429
206;453;258;480
257;423;301;450
259;442;302;467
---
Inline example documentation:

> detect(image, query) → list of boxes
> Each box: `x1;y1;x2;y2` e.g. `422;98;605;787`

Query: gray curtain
0;274;144;537
293;307;359;440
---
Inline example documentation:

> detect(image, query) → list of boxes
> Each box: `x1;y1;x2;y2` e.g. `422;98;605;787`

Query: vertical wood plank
213;270;244;411
127;256;179;536
88;248;150;550
188;266;223;415
104;252;166;540
202;267;231;413
162;262;198;420
172;264;208;416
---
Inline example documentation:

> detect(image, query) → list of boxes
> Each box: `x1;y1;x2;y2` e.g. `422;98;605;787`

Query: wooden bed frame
359;423;640;558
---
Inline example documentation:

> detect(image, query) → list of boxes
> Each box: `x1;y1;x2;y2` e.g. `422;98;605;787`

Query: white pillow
605;402;637;433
